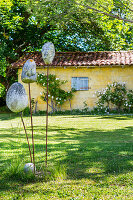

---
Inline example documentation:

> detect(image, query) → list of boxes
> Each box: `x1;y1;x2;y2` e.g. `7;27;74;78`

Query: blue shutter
71;77;88;90
71;77;77;90
79;77;88;90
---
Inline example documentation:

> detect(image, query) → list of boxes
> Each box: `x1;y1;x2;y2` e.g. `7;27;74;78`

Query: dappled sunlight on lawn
0;114;133;199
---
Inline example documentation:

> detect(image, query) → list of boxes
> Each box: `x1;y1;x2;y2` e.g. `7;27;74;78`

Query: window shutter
71;77;89;90
80;77;88;90
79;78;88;90
71;77;77;90
77;78;80;90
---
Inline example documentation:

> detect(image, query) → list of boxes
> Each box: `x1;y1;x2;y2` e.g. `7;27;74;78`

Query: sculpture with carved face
21;59;37;83
42;42;55;65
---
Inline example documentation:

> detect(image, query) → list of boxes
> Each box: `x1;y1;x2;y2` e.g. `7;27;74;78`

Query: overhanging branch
74;1;133;23
84;5;133;23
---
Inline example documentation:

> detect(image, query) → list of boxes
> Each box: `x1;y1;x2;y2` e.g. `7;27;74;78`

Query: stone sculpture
6;82;33;165
21;59;37;83
41;42;55;166
6;82;28;112
24;163;35;173
42;42;55;64
21;59;37;173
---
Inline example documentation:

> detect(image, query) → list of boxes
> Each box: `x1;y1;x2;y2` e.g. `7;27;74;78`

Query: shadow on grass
62;114;133;121
0;119;133;192
0;113;20;121
44;126;133;181
98;115;133;120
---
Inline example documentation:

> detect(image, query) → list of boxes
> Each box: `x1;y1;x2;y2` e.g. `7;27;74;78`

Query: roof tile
11;51;133;68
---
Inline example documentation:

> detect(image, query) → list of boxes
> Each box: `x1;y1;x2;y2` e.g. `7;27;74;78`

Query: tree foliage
23;0;133;51
26;0;133;23
0;0;53;93
0;0;133;100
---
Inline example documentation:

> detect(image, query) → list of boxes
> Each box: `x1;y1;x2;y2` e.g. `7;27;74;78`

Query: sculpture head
21;59;37;83
42;42;55;65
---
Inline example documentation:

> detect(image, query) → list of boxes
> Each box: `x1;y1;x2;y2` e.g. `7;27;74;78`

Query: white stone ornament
42;42;55;64
21;59;37;83
6;82;28;112
24;163;35;173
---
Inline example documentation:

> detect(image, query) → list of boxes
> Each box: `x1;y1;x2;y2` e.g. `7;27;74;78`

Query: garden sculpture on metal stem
21;59;37;173
41;42;55;166
6;83;33;163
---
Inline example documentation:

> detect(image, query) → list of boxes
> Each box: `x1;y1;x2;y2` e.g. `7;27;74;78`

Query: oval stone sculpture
42;42;55;64
6;82;28;112
24;163;35;173
21;59;37;83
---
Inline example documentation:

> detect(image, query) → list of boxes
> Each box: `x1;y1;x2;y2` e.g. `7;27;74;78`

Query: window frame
71;77;89;91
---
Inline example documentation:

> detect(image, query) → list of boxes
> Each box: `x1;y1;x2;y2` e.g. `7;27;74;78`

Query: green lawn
0;113;133;200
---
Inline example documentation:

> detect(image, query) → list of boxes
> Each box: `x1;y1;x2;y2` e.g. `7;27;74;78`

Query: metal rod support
20;112;32;163
46;66;49;167
28;83;35;173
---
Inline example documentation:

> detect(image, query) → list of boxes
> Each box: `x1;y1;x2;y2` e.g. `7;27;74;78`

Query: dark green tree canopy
0;0;133;92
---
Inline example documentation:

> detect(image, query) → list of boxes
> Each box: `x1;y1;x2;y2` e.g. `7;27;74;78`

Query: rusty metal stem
28;83;35;173
20;112;32;163
46;66;49;167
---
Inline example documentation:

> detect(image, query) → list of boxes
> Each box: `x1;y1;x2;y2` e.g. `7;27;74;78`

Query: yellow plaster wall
18;66;133;111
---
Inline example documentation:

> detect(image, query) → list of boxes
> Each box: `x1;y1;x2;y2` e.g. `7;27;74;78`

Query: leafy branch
37;73;76;112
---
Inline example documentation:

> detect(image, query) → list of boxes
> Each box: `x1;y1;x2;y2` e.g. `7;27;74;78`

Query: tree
0;0;132;103
23;0;133;51
26;0;133;23
0;0;53;93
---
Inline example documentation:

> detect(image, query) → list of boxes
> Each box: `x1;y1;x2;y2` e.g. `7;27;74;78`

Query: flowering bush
110;82;127;111
124;90;133;112
96;84;112;111
96;82;133;112
37;73;76;112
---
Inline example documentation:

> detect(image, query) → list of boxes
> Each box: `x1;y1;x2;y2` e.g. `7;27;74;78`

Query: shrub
0;83;6;106
37;73;76;112
23;107;30;116
124;90;133;112
96;84;112;111
96;82;133;113
0;105;11;113
110;82;127;111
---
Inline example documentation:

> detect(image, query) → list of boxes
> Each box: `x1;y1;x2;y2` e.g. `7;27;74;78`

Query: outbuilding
12;51;133;111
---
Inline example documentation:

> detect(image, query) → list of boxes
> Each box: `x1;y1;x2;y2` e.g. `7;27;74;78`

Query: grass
0;113;133;199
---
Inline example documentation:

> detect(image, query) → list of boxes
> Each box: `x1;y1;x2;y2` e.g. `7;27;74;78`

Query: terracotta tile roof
11;51;133;68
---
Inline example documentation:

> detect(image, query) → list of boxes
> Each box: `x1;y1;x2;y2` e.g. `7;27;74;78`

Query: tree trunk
69;99;72;111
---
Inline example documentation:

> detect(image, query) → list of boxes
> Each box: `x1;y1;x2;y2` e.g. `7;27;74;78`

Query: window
71;77;89;91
